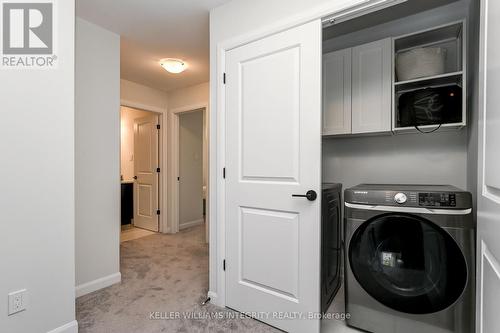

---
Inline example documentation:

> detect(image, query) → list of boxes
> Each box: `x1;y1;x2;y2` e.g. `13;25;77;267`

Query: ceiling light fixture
160;58;187;74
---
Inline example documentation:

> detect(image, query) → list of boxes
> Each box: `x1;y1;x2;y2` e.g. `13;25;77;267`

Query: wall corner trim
47;320;78;333
75;272;122;298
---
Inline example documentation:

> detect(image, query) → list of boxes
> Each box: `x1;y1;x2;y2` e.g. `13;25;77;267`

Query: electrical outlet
8;289;27;315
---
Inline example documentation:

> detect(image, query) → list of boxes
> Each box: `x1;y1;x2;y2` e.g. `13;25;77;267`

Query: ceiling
76;0;231;92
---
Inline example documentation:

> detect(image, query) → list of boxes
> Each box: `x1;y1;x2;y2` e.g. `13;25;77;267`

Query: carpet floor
76;225;279;333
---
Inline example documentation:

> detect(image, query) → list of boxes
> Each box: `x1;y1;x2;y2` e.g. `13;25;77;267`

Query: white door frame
209;0;407;308
121;100;168;233
170;103;209;234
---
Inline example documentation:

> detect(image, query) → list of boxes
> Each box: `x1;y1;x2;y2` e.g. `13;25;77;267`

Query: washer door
349;213;467;314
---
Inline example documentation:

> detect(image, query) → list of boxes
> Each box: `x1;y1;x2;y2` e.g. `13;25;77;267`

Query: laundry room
320;0;479;332
321;0;475;190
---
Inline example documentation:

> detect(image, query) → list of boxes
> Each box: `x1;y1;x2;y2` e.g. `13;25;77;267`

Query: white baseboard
179;218;204;230
75;272;121;298
47;320;78;333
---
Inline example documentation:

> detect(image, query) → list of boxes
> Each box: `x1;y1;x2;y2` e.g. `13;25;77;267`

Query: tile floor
121;225;157;242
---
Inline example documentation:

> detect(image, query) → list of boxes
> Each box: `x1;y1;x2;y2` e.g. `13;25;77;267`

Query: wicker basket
396;47;447;81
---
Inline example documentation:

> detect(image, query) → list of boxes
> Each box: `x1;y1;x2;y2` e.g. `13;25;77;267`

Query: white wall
120;106;154;181
0;1;77;333
75;18;121;297
121;79;168;112
210;0;356;45
323;131;469;190
179;111;205;228
168;82;209;110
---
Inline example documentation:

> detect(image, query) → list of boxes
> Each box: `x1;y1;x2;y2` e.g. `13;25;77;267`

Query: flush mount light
160;58;187;74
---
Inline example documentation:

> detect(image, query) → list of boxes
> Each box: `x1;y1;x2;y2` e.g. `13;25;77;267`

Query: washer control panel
419;192;457;207
381;191;418;205
345;186;471;209
394;193;407;204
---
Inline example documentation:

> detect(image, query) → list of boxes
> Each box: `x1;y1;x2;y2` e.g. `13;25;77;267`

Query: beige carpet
76;224;279;333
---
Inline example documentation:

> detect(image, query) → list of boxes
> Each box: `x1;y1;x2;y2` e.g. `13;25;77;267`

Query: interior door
133;114;159;232
477;0;500;331
225;20;322;333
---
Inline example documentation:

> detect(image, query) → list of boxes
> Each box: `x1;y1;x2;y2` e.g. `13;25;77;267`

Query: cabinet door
323;49;351;135
351;38;391;134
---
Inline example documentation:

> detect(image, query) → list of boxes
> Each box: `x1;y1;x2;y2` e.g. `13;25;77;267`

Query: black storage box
398;85;462;127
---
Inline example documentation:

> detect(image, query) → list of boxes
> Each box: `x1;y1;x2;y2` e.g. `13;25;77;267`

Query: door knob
292;190;317;201
133;176;137;180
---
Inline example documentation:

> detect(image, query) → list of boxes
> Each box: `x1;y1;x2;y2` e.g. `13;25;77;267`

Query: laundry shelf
393;122;466;134
394;71;463;93
394;71;463;86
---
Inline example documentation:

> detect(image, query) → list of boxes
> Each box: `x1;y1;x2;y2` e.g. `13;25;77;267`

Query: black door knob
292;190;317;201
133;176;137;180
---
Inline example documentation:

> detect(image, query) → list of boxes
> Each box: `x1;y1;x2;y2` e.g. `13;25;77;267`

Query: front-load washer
344;184;474;333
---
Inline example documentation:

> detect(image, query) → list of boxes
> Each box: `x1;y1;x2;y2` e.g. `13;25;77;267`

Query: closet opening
319;1;474;332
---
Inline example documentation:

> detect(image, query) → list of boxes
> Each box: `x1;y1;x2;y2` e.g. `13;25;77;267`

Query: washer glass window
349;213;467;314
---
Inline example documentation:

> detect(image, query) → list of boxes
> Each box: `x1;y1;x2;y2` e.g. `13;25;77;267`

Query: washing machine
321;183;343;313
344;184;474;333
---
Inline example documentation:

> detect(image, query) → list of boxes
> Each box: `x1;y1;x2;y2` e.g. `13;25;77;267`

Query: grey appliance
344;184;474;333
321;183;343;313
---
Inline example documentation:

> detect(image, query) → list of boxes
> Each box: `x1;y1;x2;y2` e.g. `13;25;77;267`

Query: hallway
76;225;278;333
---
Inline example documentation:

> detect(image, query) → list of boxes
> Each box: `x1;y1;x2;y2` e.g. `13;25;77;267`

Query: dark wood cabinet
121;182;133;225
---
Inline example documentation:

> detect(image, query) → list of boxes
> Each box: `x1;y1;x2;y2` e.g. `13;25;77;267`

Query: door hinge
157;124;161;130
223;167;226;179
156;167;160;173
223;73;226;84
156;210;161;215
223;259;226;271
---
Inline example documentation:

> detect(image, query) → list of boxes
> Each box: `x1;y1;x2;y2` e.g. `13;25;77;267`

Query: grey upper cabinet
322;49;351;135
351;38;392;134
323;38;392;136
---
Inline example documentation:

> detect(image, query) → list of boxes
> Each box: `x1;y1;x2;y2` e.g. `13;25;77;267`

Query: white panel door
133;115;159;232
351;38;391;134
225;20;322;333
477;0;500;332
323;48;352;135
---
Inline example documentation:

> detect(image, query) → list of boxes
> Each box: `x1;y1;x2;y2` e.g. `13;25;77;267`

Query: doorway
171;107;208;241
120;106;161;239
179;110;205;230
